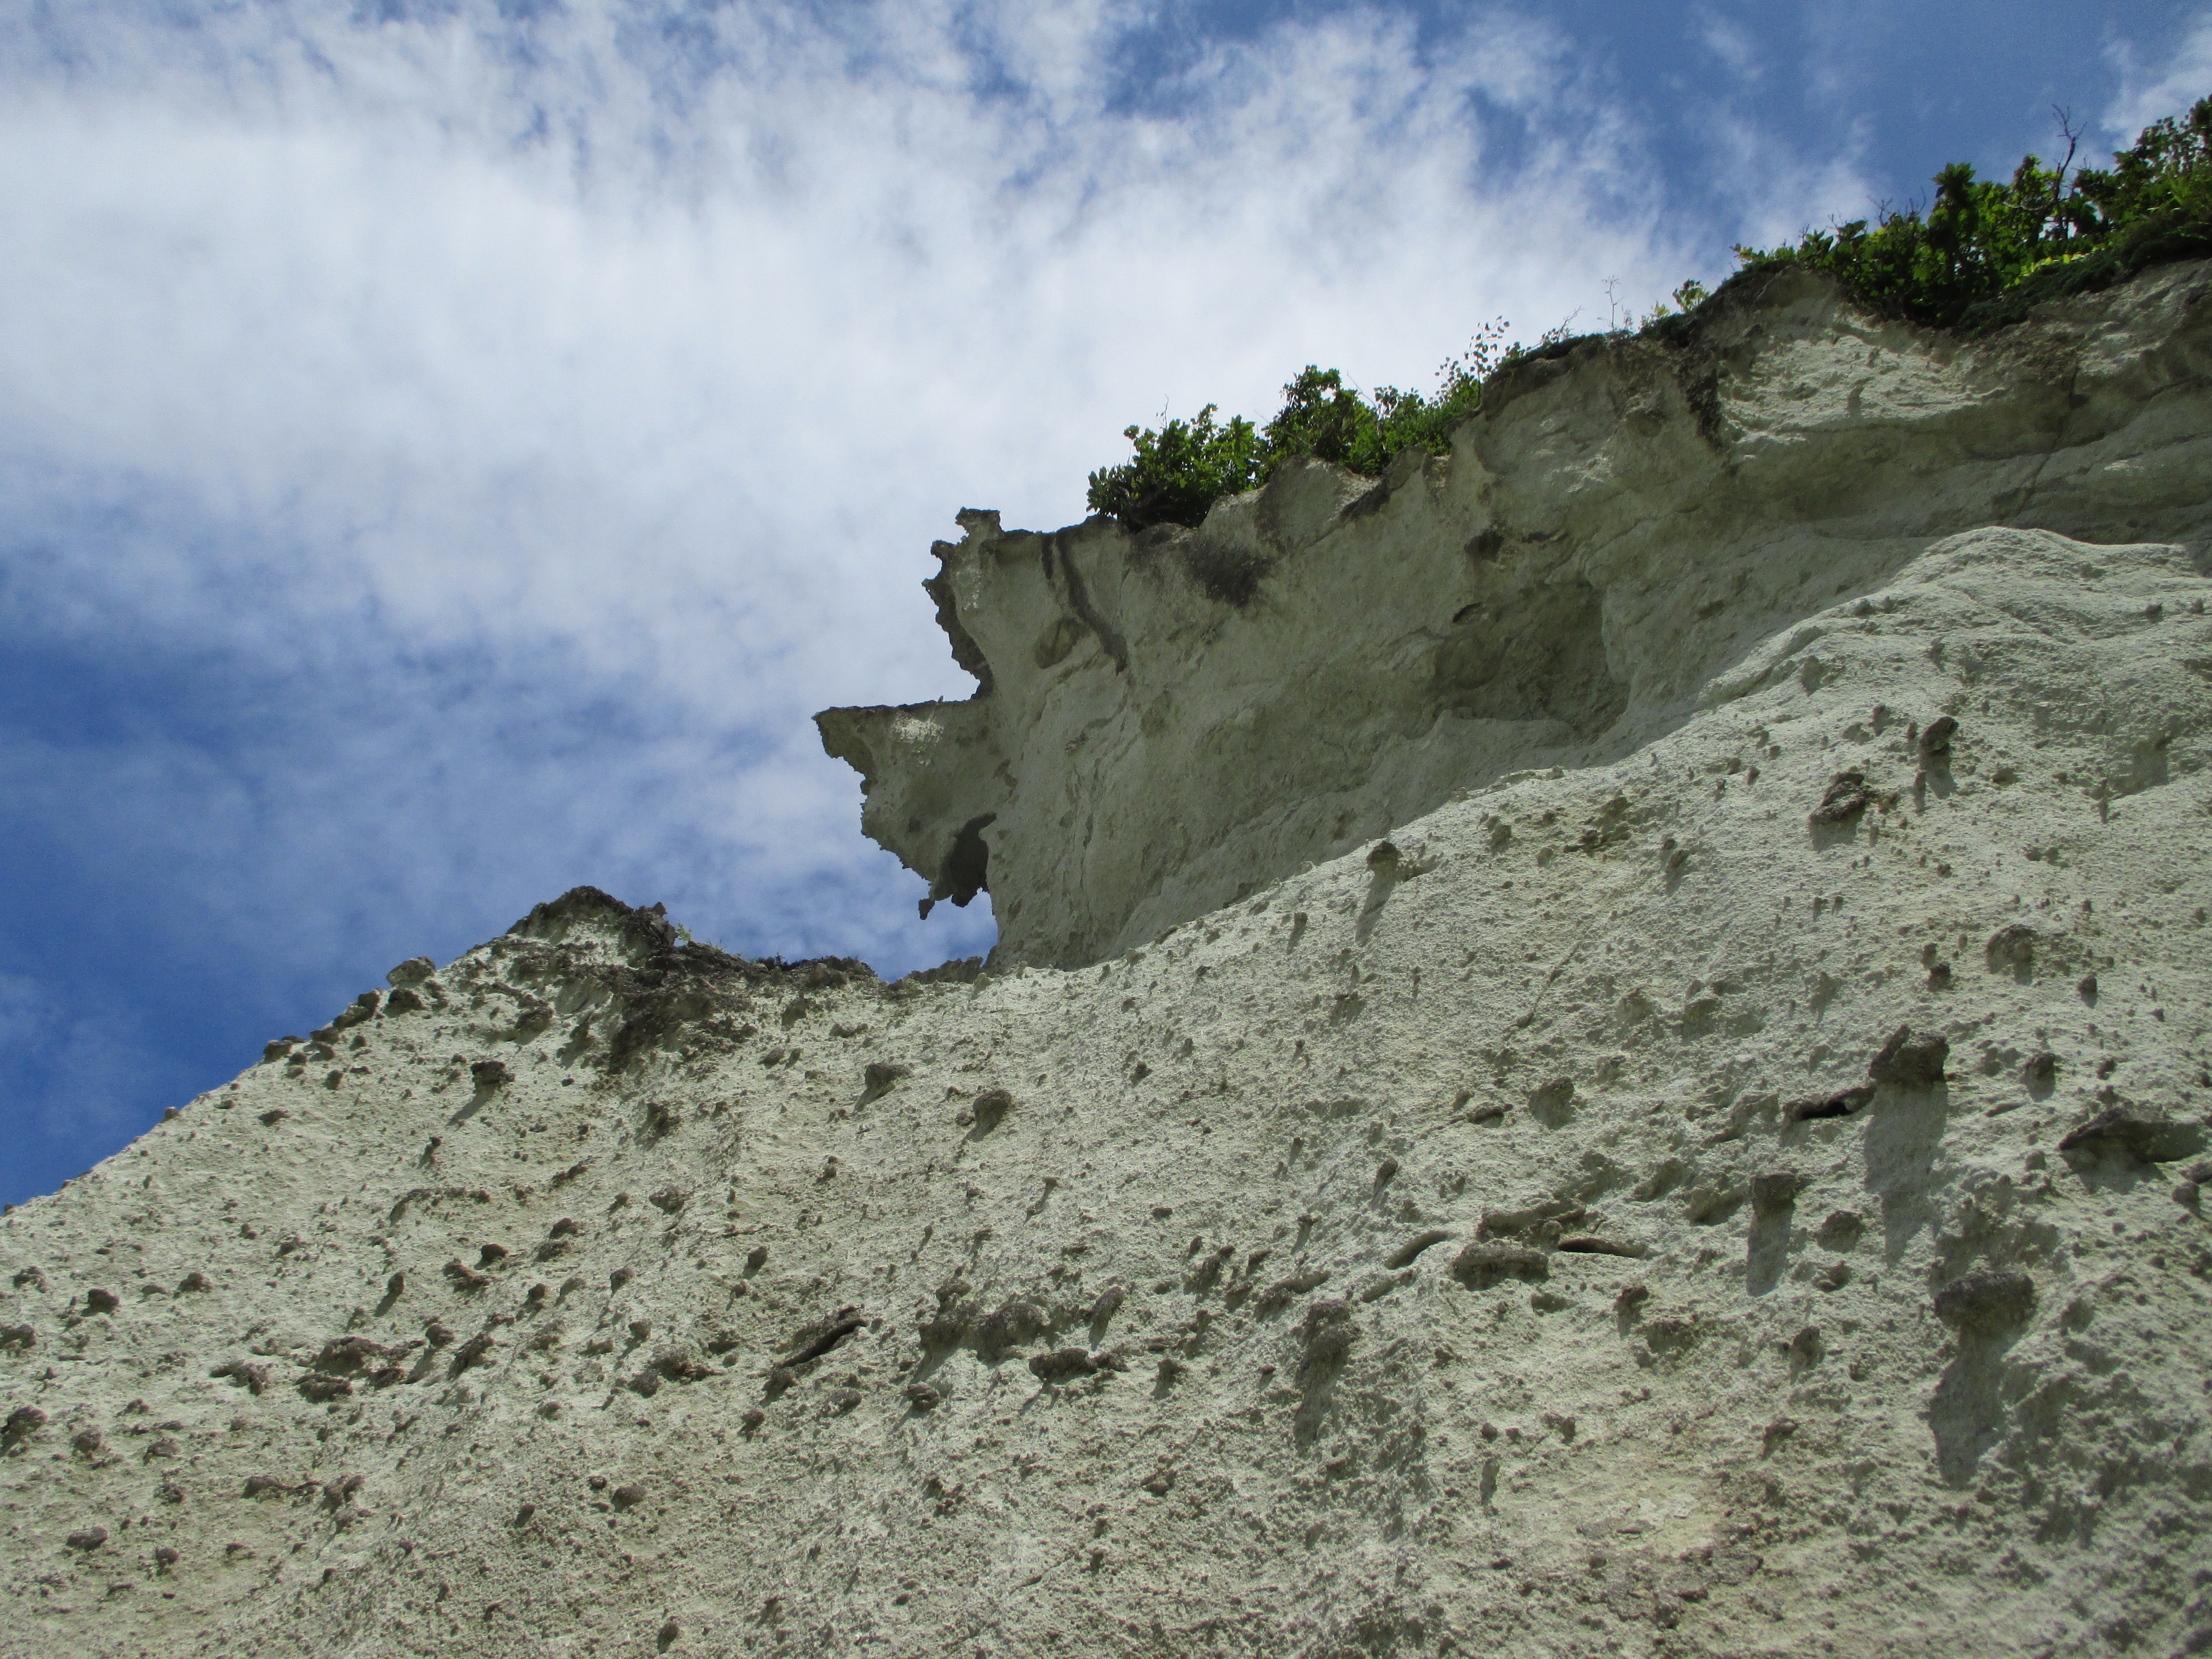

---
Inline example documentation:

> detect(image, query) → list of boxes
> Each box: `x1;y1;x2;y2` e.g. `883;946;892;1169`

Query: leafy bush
1735;96;2211;330
1086;98;2212;532
1082;403;1263;531
1086;321;1511;530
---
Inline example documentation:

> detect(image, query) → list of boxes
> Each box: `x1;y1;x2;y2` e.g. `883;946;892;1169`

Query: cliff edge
818;262;2212;967
2;261;2210;1659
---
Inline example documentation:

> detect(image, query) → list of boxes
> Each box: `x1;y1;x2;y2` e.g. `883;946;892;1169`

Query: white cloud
0;0;1713;1006
1696;11;1761;82
1693;106;1876;255
2103;9;2212;145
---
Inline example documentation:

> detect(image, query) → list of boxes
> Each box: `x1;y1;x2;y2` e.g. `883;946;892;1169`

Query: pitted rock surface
3;264;2212;1658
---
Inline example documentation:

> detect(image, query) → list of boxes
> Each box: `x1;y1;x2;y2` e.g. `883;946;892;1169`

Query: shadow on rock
1862;1032;1949;1264
1292;1299;1357;1449
446;1061;512;1126
1745;1171;1804;1297
1354;841;1421;945
1927;1269;2036;1488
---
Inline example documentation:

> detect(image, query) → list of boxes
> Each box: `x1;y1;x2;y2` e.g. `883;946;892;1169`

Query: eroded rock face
5;264;2212;1659
818;261;2212;967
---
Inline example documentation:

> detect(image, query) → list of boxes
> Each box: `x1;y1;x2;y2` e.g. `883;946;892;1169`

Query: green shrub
1083;404;1263;530
1086;98;2211;533
1734;96;2211;330
1086;321;1510;530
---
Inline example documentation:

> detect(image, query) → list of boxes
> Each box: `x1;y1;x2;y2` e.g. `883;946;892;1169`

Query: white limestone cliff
2;260;2210;1659
818;261;2212;968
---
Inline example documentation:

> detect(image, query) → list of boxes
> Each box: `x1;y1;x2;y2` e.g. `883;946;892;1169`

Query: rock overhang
818;261;2212;969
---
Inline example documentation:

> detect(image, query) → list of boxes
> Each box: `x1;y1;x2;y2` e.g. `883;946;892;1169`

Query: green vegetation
1086;317;1577;531
1735;96;2211;332
1086;97;2211;532
1083;321;1515;530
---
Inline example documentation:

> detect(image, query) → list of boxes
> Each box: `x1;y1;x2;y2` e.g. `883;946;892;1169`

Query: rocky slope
2;263;2211;1659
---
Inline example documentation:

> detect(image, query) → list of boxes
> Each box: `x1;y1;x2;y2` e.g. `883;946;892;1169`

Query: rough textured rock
819;260;2212;968
4;263;2212;1658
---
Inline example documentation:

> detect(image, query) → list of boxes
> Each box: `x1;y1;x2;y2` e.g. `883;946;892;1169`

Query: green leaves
1083;404;1262;531
1085;320;1510;531
1738;96;2212;331
1084;99;2210;535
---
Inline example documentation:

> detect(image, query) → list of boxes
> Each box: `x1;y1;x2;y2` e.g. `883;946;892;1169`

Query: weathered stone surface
3;263;2212;1657
819;261;2212;968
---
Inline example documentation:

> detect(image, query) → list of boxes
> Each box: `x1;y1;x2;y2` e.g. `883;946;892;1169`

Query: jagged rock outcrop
818;260;2212;967
4;264;2212;1659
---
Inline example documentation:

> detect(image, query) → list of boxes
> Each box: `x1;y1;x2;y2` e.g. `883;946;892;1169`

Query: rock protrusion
1932;1270;2035;1335
1748;1171;1805;1217
1868;1026;1947;1087
3;1406;47;1445
1984;925;2040;979
2057;1107;2205;1164
1028;1348;1100;1383
1808;769;1872;827
862;1061;912;1101
1451;1244;1551;1288
970;1088;1015;1132
1384;1229;1455;1269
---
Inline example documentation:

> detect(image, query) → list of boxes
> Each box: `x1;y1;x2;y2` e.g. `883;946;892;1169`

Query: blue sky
1;0;2207;1207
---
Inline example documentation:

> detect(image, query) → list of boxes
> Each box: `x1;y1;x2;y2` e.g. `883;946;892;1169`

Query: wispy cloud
1696;10;1761;83
2103;7;2212;144
3;4;1689;684
1692;105;1875;254
0;0;1799;1201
